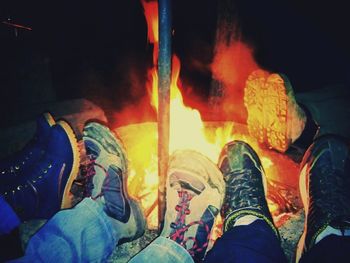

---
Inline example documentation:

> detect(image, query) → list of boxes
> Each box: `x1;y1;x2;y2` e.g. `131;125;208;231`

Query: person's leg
0;117;79;261
11;122;145;262
296;136;350;262
205;141;287;263
16;198;117;262
129;236;194;263
0;196;22;262
0;196;20;235
205;220;285;263
130;149;225;263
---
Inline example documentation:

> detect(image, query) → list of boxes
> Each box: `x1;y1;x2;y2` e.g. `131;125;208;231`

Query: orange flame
117;0;300;229
141;0;159;65
211;41;259;122
143;0;235;161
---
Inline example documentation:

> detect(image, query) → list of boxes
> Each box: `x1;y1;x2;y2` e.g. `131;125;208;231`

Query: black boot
296;136;350;261
218;140;279;238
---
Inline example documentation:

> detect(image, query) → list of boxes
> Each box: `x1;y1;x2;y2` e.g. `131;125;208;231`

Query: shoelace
169;190;210;257
225;169;257;198
71;155;98;198
85;155;113;201
222;169;265;215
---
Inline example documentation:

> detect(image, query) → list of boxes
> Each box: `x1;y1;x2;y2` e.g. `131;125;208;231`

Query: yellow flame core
149;54;235;162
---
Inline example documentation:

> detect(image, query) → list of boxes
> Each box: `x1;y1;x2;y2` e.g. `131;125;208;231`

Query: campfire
112;0;301;231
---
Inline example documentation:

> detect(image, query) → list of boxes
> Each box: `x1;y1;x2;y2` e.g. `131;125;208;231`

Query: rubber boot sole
244;72;290;152
58;120;80;209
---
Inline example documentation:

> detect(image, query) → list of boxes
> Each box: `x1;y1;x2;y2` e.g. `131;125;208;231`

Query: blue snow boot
0;120;80;220
0;112;55;178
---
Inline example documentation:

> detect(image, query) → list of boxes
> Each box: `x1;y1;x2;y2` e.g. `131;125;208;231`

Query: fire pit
109;0;302;232
115;121;301;230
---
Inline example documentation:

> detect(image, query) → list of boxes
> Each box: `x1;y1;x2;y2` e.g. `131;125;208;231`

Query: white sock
315;225;350;244
233;215;261;227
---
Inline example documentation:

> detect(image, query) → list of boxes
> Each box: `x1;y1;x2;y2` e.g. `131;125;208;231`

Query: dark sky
1;0;349;118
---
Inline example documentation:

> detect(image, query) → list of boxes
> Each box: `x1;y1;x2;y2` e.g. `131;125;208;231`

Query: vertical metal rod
158;0;171;232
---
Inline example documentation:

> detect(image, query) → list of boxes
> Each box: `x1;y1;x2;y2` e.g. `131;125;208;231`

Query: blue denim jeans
130;236;193;263
11;197;193;263
205;219;287;263
13;198;118;262
130;220;286;263
7;197;350;263
0;195;20;235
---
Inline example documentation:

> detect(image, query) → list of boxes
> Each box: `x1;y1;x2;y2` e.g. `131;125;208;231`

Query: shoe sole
118;199;146;245
58;120;81;209
83;122;146;241
43;112;56;127
244;72;290;152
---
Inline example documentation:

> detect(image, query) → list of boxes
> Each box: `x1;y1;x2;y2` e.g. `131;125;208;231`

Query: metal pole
158;0;171;232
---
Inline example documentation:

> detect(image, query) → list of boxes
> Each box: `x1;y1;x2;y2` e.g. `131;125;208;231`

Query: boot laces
169;190;210;257
71;155;110;198
226;169;258;198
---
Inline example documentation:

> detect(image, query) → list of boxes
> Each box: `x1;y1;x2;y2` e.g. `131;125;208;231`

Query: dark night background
1;0;349;127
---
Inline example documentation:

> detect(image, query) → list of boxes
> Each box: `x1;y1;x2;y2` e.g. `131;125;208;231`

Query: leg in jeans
205;141;287;263
10;122;145;262
129;236;193;263
0;196;22;262
1;118;80;262
15;198;117;262
205;220;286;263
0;195;20;235
131;150;225;263
296;136;350;262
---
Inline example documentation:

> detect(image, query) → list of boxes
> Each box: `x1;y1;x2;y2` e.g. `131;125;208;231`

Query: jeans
129;219;287;263
205;220;287;263
6;198;350;263
129;236;193;263
0;195;20;235
13;198;118;263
